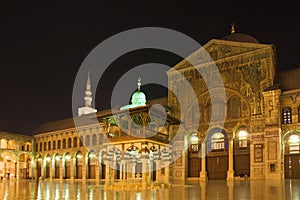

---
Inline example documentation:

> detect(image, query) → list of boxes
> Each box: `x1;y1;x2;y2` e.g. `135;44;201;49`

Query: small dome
131;91;146;106
222;33;259;44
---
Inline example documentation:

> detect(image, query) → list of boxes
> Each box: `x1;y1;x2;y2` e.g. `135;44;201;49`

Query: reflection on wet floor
0;179;300;200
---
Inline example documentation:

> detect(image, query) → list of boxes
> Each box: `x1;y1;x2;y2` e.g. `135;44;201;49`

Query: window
44;142;47;151
282;107;292;124
39;142;42;151
79;136;83;147
189;133;199;153
86;135;90;146
62;139;66;149
288;134;300;154
227;96;241;119
211;133;225;150
48;141;51;151
237;129;249;148
58;140;61;149
26;144;30;151
68;138;72;148
73;137;77;148
92;134;97;145
53;141;56;150
36;143;38;152
99;134;104;145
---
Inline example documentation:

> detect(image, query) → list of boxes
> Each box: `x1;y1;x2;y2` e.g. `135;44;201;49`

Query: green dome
131;91;146;106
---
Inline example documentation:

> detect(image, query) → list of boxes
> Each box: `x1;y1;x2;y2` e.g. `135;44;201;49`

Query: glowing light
76;154;83;159
212;132;223;139
55;155;61;160
65;154;71;160
238;130;248;139
89;153;96;158
46;157;51;161
289;135;300;144
190;134;199;144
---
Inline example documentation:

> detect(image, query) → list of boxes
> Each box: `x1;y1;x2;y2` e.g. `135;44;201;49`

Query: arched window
36;143;39;152
48;141;51;151
39;142;43;151
68;138;72;148
236;128;249;148
53;141;56;150
58;140;61;149
62;139;66;149
99;133;104;145
26;144;30;151
86;135;90;146
79;136;83;147
189;133;199;152
282;107;292;124
44;142;47;151
73;137;77;148
288;134;300;154
92;134;97;145
227;96;241;119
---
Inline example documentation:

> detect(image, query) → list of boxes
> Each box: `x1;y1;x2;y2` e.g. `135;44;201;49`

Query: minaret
78;71;97;116
84;71;92;107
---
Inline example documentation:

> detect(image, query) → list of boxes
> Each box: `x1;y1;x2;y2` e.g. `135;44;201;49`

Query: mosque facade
1;26;300;184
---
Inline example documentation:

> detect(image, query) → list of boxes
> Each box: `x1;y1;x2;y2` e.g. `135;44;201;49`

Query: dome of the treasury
131;90;146;106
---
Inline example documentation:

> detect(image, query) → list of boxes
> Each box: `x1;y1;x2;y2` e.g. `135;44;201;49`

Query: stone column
164;162;170;184
141;158;148;187
49;159;53;180
41;160;44;179
199;142;207;181
59;159;63;180
70;158;75;180
16;161;19;180
131;162;136;179
227;135;234;180
105;162;111;185
155;160;160;183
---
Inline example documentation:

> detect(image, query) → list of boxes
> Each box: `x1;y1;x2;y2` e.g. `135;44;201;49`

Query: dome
222;33;259;44
131;91;146;106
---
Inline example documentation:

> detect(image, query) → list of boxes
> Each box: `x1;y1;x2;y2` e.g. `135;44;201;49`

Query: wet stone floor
0;179;299;200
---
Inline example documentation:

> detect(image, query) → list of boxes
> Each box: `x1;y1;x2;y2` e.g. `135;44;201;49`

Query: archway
18;153;31;179
54;154;61;179
206;128;228;179
44;155;50;179
188;132;201;177
284;131;300;178
75;151;83;179
233;126;250;177
87;151;96;179
64;153;71;179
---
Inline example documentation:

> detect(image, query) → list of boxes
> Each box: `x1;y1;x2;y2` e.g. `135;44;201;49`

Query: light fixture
289;135;300;144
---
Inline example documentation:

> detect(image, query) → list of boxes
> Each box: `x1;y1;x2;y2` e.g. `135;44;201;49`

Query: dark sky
1;1;300;134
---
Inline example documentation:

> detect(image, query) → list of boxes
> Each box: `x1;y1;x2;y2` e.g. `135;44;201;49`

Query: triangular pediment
170;39;273;72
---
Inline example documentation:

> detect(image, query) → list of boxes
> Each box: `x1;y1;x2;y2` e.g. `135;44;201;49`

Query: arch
75;151;83;179
57;140;61;149
62;139;66;149
187;132;201;177
8;140;16;150
87;150;97;179
73;137;78;147
18;153;31;179
19;141;25;151
44;154;51;179
52;141;56;150
68;138;72;148
48;141;51;151
206;128;228;152
53;153;61;179
85;135;90;146
92;134;97;145
63;152;71;179
283;130;300;178
36;155;42;179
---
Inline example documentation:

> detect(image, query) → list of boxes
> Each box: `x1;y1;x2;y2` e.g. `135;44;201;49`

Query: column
70;158;75;180
227;135;234;180
199;142;207;181
105;162;111;186
164;162;170;184
141;159;147;187
155;160;160;183
131;162;136;179
16;162;19;180
59;159;63;180
95;159;100;182
49;159;53;180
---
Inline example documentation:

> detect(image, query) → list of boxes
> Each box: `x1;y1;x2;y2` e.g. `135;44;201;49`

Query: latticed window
282;107;292;124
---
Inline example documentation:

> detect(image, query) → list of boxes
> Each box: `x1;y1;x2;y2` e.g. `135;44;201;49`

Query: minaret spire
137;77;141;91
84;71;92;107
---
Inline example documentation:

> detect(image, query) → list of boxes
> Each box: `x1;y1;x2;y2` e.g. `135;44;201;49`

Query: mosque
1;25;300;186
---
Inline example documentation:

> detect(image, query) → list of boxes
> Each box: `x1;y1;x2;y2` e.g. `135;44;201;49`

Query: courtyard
0;179;299;199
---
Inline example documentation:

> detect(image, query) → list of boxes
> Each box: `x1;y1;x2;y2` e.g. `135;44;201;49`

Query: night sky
1;1;300;135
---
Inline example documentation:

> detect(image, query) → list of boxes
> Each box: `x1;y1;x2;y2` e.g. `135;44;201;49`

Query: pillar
141;159;147;187
49;158;53;180
227;135;234;180
70;158;75;180
164;162;170;184
155;160;160;183
199;142;207;181
105;162;111;185
59;159;63;180
96;159;100;182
